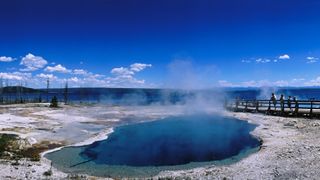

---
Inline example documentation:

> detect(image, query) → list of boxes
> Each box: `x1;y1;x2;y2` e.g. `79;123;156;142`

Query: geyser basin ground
45;114;260;178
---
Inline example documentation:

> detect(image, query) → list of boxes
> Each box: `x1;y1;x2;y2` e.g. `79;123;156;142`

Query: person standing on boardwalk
270;93;277;110
280;94;285;113
287;96;292;111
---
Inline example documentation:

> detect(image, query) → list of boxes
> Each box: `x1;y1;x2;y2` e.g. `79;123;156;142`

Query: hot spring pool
45;114;261;178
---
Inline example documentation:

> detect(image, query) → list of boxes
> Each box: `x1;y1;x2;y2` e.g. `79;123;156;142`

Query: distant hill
0;86;43;93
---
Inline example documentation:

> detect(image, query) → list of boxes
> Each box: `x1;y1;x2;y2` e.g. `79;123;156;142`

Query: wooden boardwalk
225;99;320;118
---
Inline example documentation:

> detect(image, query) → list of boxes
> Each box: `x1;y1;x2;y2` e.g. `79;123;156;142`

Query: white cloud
292;78;305;82
69;77;80;83
88;73;105;78
106;75;145;86
32;62;153;88
241;80;260;87
306;56;319;64
20;53;48;71
306;56;317;60
1;60;152;88
243;57;279;64
216;77;320;88
307;60;317;64
111;63;152;76
108;63;152;87
218;79;292;88
130;63;152;72
73;69;88;75
0;72;23;81
255;58;262;63
241;59;251;63
0;72;32;81
0;56;15;62
256;58;271;63
36;73;57;80
237;80;272;87
44;64;71;73
217;77;320;88
274;80;289;87
218;80;235;87
244;55;290;64
278;54;290;60
110;67;134;76
304;77;320;86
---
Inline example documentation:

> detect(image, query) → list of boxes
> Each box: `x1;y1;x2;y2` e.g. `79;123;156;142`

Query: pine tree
49;96;58;108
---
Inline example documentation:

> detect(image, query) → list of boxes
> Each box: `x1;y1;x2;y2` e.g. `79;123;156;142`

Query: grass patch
0;134;18;157
20;142;62;161
0;134;63;161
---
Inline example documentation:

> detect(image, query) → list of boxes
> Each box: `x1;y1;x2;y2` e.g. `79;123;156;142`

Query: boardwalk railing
225;99;320;118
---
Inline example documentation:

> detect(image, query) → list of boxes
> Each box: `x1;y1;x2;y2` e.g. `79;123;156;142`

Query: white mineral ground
0;103;320;179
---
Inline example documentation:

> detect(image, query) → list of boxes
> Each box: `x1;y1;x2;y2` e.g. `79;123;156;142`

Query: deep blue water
0;88;200;105
2;87;320;105
80;115;259;166
45;114;260;177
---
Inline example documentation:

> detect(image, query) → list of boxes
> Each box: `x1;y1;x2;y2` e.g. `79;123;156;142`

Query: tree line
0;78;69;106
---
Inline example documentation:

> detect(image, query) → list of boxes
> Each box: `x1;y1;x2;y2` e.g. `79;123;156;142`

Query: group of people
270;93;298;111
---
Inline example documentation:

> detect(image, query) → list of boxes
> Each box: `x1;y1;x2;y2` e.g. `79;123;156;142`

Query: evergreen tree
38;95;42;103
49;96;58;108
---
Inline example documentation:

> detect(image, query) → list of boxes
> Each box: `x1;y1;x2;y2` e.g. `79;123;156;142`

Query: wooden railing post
294;100;299;116
310;100;314;118
225;98;320;119
235;99;239;111
245;101;248;112
281;100;284;115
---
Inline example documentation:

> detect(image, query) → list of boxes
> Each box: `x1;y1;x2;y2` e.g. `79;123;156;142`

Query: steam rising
257;86;278;99
97;59;225;114
165;59;219;90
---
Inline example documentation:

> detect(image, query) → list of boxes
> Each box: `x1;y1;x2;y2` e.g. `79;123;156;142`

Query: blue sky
1;0;320;88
